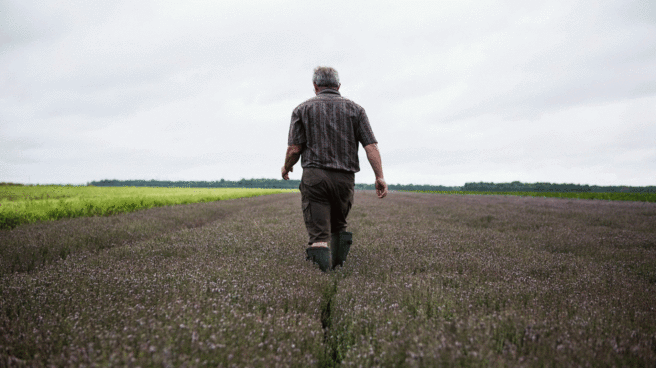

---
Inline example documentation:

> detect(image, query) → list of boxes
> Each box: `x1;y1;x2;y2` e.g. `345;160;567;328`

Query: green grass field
411;190;656;202
0;185;295;230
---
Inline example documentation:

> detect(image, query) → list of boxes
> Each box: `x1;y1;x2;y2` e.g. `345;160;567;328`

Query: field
1;191;655;366
0;185;291;230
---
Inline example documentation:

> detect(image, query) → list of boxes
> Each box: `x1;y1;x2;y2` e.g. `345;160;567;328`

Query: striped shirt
287;89;377;173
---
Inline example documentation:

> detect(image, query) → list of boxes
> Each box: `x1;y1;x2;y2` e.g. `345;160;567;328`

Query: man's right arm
364;143;388;198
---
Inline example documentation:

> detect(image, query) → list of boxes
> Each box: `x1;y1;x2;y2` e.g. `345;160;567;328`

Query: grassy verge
0;186;295;230
1;191;655;366
410;190;656;202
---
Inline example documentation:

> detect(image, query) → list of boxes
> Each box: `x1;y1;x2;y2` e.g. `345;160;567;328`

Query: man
281;66;388;272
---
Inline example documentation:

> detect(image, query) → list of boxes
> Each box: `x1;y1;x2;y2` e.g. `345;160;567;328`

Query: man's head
312;66;340;95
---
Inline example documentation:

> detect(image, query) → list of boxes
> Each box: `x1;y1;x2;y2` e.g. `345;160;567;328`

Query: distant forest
461;181;656;193
88;179;459;192
87;179;655;193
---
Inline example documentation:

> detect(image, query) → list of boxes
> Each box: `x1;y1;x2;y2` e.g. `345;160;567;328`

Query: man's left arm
281;144;304;180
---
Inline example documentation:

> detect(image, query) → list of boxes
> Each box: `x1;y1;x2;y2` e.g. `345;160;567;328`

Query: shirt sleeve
287;107;307;146
355;106;377;147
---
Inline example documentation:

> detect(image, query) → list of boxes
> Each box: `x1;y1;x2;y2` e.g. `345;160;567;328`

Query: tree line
87;179;655;193
461;181;656;193
87;179;460;191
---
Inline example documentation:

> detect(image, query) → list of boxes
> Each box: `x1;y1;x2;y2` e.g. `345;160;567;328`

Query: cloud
1;0;655;186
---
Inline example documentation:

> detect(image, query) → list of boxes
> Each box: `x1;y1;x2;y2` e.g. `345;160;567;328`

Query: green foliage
89;178;304;189
87;178;463;191
86;178;656;194
0;185;294;230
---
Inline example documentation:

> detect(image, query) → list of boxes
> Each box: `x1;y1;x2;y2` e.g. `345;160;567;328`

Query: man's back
288;88;377;173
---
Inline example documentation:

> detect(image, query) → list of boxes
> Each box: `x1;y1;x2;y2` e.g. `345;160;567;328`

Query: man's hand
375;177;388;198
364;143;387;198
281;165;293;180
282;144;303;180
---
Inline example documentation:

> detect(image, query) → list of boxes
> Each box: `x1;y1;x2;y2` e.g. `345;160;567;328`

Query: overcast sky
1;0;655;187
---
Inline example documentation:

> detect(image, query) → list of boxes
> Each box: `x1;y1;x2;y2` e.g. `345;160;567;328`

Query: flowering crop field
0;185;292;230
411;190;656;202
1;191;655;366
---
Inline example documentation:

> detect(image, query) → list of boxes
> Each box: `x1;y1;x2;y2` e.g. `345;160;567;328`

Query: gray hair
312;66;340;87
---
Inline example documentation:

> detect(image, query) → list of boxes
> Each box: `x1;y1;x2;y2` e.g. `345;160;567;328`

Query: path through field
2;191;655;366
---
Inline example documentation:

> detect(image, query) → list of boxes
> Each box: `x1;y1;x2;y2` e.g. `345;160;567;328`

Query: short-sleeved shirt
287;89;377;173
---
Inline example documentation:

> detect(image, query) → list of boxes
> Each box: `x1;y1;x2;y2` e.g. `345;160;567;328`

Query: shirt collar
318;88;341;96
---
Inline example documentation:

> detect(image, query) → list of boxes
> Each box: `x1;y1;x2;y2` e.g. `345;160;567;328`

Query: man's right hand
375;177;388;198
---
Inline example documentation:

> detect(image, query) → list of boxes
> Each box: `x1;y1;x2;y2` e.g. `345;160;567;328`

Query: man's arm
364;143;383;178
281;144;304;180
364;143;388;198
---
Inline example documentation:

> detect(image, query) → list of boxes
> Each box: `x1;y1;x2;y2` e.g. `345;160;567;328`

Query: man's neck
314;83;340;95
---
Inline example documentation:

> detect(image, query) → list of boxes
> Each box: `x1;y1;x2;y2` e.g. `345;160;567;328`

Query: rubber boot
306;246;331;272
330;231;352;269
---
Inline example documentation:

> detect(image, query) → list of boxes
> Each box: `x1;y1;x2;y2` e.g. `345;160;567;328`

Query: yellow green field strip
409;190;656;202
0;186;297;230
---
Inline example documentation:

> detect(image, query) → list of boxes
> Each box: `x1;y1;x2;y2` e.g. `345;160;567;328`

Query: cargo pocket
302;200;312;224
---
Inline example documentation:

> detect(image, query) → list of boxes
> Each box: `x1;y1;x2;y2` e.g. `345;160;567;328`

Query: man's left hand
281;166;293;180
